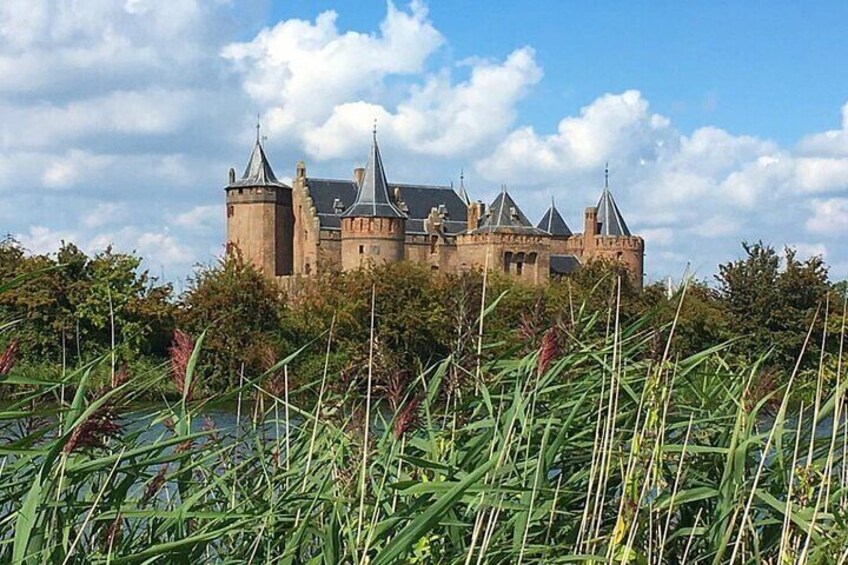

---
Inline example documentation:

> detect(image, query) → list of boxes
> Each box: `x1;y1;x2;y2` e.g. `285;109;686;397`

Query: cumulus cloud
4;1;848;284
806;198;848;235
224;3;541;160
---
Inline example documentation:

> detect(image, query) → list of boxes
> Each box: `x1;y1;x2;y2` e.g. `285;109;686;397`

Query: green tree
716;241;829;369
179;250;290;392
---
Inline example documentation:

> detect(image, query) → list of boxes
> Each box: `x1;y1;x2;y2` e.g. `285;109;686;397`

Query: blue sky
1;0;847;286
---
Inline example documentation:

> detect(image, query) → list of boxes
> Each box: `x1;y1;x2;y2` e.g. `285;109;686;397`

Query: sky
2;0;848;287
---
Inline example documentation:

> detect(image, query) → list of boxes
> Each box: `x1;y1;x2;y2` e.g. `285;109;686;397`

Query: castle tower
225;125;294;276
339;129;406;270
582;165;644;287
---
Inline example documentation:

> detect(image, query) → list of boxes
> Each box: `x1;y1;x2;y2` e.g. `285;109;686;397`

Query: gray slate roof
341;133;405;218
550;255;581;275
228;139;287;188
596;184;631;237
306;178;468;234
537;198;572;236
473;189;545;235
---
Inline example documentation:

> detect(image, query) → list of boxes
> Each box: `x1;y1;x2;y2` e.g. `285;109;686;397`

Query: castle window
359;245;364;254
430;235;438;254
516;261;523;275
431;265;439;271
503;251;513;273
305;263;312;275
527;252;537;264
227;205;234;218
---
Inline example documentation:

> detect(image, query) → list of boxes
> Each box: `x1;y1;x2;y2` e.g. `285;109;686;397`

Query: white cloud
81;203;129;229
477;90;674;183
223;2;443;132
174;204;221;232
4;1;848;285
806;198;848;235
788;242;828;260
225;3;541;161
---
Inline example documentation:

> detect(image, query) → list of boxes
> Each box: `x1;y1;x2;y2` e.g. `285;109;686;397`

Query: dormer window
333;198;345;214
509;206;518;220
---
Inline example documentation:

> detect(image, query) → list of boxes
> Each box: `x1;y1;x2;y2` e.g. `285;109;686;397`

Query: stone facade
226;134;645;287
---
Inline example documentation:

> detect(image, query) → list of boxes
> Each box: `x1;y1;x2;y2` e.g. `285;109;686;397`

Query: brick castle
225;128;644;287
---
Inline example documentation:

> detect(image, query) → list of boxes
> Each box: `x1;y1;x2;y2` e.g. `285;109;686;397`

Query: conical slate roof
341;132;405;219
596;166;631;236
228;135;286;188
537;197;572;236
596;187;631;236
473;188;545;234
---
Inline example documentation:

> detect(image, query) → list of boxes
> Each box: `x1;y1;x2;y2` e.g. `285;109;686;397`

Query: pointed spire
537;195;572;236
457;168;471;206
341;129;405;218
596;164;631;236
227;122;285;188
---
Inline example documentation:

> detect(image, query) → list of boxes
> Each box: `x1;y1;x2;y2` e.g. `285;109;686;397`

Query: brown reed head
63;405;122;454
169;329;196;401
0;339;19;376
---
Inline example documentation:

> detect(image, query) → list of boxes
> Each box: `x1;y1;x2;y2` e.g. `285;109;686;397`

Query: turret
582;164;644;288
340;128;406;270
225;123;294;276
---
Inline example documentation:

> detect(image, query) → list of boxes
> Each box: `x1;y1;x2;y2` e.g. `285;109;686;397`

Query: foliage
716;241;832;370
178;249;292;393
0;237;174;367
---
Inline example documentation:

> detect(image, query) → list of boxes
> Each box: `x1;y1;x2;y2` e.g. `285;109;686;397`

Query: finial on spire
460;168;465;185
256;113;261;144
604;161;609;189
372;117;377;140
550;194;555;208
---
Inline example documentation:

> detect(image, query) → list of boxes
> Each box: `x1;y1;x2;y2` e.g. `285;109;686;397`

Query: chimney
228;167;236;185
353;167;365;186
584;206;598;238
467;201;485;231
297;160;306;180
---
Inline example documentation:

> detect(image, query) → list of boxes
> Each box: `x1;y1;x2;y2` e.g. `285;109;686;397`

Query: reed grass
0;278;846;563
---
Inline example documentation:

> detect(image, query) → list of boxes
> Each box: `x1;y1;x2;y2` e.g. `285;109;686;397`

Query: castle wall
456;233;551;285
404;234;458;271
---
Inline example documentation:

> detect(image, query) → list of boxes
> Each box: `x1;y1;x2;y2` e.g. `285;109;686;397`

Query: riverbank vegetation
0;236;841;401
1;258;846;562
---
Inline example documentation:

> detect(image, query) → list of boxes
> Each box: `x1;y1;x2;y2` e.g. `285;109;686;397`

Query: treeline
0;237;842;398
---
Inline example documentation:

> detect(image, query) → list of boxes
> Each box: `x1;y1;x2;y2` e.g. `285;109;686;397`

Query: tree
716;241;829;369
179;250;290;392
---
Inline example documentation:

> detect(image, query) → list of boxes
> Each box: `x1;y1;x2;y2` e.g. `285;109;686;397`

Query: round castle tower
225;125;293;277
340;130;407;270
580;167;645;287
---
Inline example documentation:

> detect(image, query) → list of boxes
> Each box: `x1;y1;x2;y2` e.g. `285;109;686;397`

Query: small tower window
430;235;438;254
359;245;364;254
503;251;513;273
227;205;234;218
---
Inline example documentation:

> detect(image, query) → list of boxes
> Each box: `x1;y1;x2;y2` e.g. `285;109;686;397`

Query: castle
225;129;644;287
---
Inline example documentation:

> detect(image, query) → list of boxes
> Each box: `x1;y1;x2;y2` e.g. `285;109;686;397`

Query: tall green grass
1;278;846;563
